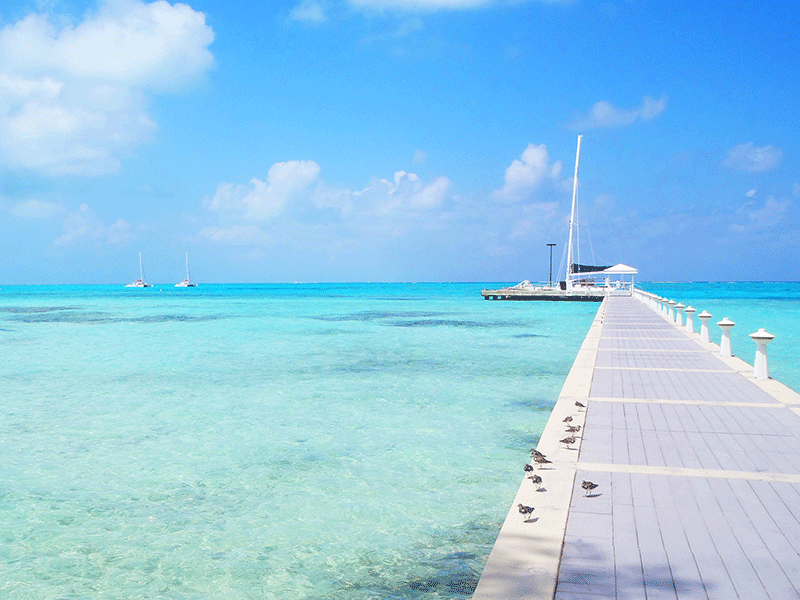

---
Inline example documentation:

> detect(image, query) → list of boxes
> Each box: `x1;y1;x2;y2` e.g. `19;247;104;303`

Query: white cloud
723;142;783;172
205;160;322;221
382;170;451;210
201;162;453;245
412;149;427;164
53;203;132;246
11;199;64;218
0;0;214;176
746;189;757;197
289;1;327;23
492;143;564;202
571;95;666;130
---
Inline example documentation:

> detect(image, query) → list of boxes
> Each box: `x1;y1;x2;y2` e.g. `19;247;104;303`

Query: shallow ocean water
1;283;597;599
2;282;797;599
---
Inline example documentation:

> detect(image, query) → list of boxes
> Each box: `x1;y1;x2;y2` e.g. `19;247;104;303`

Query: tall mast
566;134;582;293
138;252;144;281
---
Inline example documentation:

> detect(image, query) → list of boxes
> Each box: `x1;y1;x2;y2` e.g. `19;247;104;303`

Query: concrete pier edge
472;298;607;600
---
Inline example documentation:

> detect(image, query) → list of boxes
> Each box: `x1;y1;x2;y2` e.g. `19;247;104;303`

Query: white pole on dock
668;299;676;321
684;306;696;334
698;311;712;343
675;303;685;327
718;318;735;357
749;328;775;380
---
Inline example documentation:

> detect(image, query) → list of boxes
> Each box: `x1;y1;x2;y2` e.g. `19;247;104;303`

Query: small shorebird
565;425;581;433
518;504;535;520
524;463;535;474
563;415;573;424
530;448;546;459
582;480;599;496
575;401;586;411
532;454;552;468
528;473;543;491
560;435;576;449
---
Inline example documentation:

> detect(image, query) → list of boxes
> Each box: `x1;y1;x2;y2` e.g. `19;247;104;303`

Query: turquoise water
2;282;797;599
1;283;597;599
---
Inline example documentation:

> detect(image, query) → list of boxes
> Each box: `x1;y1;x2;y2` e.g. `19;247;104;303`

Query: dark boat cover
570;263;611;274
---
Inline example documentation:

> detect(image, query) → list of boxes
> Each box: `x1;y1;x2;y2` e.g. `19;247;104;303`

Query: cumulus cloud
53;203;132;246
0;0;214;176
201;161;453;246
571;95;666;129
492;143;564;202
723;142;783;172
205;160;322;221
11;199;65;218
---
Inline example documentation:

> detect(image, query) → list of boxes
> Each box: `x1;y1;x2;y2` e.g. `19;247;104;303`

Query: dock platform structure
473;291;800;599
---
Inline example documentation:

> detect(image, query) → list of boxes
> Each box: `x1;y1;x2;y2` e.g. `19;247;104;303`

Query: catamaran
482;135;637;301
175;253;197;287
125;252;152;288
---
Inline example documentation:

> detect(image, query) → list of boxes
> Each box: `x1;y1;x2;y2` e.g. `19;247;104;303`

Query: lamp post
547;243;556;287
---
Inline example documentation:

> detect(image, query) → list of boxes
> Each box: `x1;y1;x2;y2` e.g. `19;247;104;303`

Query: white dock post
668;299;676;321
717;317;735;357
660;297;667;315
698;311;712;343
749;328;775;380
684;306;696;334
675;303;685;327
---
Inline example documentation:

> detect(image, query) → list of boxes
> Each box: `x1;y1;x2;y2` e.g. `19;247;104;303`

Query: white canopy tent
602;263;638;293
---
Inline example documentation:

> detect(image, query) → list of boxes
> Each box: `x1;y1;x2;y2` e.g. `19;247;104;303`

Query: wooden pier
473;291;800;599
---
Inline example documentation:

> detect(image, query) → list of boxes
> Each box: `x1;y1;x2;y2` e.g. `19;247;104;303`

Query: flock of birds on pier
517;400;598;522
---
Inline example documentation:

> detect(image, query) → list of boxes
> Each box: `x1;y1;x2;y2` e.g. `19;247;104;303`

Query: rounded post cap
684;306;696;313
717;317;735;328
698;310;712;318
749;328;775;343
668;299;676;305
675;303;685;310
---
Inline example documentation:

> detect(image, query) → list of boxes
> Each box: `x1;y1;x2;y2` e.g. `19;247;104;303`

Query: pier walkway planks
473;293;800;600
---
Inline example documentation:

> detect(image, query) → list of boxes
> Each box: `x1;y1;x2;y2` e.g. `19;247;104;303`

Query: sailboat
125;252;153;288
175;253;197;287
482;135;636;301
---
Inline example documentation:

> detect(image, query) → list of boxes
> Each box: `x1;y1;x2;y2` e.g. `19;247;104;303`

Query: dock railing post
718;317;735;357
684;306;696;334
699;311;712;343
668;299;676;321
675;303;685;327
749;328;775;380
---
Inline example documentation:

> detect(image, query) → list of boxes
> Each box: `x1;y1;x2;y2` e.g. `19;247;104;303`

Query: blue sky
1;0;798;284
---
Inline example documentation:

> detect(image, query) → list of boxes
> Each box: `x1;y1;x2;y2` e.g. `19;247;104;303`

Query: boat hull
481;288;604;302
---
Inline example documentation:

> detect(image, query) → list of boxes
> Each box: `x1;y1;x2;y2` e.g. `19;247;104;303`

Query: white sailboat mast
185;253;190;280
566;134;582;293
138;252;145;282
